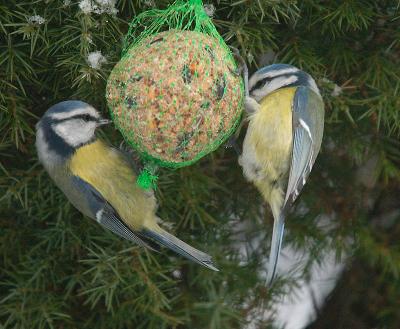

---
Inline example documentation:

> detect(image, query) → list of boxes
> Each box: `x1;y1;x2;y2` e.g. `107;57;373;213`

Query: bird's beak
97;118;112;126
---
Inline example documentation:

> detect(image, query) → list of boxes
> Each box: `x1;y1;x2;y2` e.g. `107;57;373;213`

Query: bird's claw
244;96;260;115
225;136;242;156
228;46;250;97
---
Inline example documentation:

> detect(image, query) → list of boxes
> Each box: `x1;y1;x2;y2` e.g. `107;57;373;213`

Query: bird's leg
229;46;250;97
244;96;260;115
226;46;259;154
228;46;259;116
224;115;248;156
225;135;242;156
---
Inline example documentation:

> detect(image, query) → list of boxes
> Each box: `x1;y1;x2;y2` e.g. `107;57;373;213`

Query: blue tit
239;64;324;284
35;100;218;271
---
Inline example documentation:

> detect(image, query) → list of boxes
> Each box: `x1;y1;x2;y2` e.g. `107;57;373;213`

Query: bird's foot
244;96;260;115
229;46;250;97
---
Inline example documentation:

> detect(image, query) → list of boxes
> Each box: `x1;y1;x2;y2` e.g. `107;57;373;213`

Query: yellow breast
68;140;157;229
244;87;295;214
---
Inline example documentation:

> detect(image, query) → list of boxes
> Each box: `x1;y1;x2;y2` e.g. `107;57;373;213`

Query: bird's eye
253;79;268;91
82;114;92;121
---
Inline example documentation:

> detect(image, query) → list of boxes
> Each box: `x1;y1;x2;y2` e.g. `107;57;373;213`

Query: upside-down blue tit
35;100;218;271
239;64;324;284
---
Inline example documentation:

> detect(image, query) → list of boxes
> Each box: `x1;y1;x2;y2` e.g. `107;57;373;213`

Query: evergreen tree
1;1;399;328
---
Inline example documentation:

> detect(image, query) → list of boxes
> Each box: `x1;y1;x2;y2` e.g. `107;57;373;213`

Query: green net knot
136;166;159;190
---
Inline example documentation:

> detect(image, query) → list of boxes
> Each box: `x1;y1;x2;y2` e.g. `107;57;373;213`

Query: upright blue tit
239;64;324;284
35;100;218;271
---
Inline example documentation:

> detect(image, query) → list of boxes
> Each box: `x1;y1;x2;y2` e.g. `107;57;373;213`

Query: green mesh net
106;0;244;185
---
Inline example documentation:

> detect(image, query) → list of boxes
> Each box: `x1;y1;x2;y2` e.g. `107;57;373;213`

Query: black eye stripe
53;114;97;123
80;114;95;121
251;78;270;93
250;71;313;93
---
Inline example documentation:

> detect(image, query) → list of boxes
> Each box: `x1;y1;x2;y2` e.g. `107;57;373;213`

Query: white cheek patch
50;105;99;120
252;75;299;101
52;120;96;147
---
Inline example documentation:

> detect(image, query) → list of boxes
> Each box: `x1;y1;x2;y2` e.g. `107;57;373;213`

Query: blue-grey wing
284;86;324;207
70;175;155;250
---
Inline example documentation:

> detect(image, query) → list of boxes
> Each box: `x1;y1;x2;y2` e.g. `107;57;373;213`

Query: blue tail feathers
142;227;219;272
266;214;285;285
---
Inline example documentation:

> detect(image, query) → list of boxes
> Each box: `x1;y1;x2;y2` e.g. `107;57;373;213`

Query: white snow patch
245;214;348;329
79;0;118;15
87;51;106;69
79;0;93;14
245;246;346;329
275;250;344;329
28;15;45;25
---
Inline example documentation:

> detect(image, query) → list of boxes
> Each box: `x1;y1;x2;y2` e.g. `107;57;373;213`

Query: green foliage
1;1;399;328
